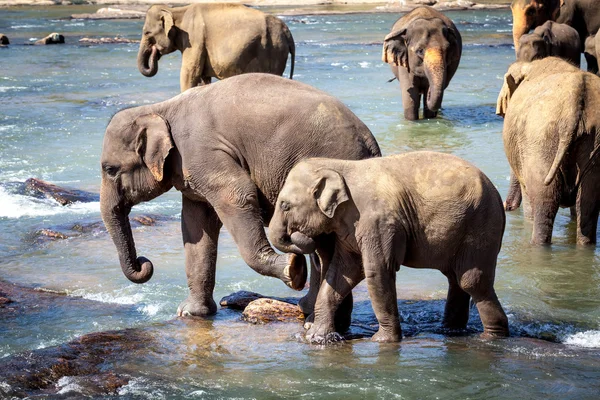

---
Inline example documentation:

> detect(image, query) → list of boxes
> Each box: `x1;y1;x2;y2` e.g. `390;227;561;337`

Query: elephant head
137;5;178;77
100;109;174;284
495;62;532;117
517;31;550;62
511;0;561;52
382;18;459;113
269;162;349;255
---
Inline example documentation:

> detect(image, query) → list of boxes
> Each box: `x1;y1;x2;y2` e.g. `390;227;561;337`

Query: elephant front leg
504;171;522;211
399;72;420;121
180;49;206;92
177;196;222;317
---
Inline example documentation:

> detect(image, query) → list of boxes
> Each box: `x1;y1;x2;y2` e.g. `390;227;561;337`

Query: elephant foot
177;296;217;318
303;313;314;330
371;328;401;343
503;200;520;212
480;330;509;339
298;294;315;316
306;323;343;345
282;253;307;291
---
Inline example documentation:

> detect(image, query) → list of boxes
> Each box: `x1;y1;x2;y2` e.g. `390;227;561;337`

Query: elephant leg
504;171;522;211
576;179;600;245
306;249;363;344
442;271;471;330
299;234;336;316
530;181;560;245
200;76;211;85
177;197;222;317
584;52;599;75
399;71;420;121
522;185;533;219
208;162;307;291
422;90;438;119
457;264;508;338
180;49;206;92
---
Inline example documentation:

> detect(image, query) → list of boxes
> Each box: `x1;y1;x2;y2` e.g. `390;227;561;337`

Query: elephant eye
280;201;290;212
103;164;119;177
415;48;424;58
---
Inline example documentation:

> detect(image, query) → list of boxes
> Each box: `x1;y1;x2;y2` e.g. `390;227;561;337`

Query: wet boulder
242;298;304;324
35;32;65;45
0;34;9;45
23;178;99;205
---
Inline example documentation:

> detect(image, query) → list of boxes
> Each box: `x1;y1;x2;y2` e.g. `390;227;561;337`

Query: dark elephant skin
100;73;381;318
138;4;295;92
269;152;509;343
382;6;462;120
496;57;600;245
517;21;581;66
511;0;600;73
584;33;600;76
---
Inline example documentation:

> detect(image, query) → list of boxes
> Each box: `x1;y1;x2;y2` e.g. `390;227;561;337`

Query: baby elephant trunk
423;47;447;112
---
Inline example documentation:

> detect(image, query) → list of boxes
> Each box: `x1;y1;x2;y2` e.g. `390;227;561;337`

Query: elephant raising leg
442;270;471;331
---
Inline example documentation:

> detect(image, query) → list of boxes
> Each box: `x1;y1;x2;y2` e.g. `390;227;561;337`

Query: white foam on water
69;289;145;305
359;61;371;69
0;186;100;218
137;303;162;317
56;376;85;395
11;24;44;29
563;330;600;348
118;378;166;399
0;86;27;93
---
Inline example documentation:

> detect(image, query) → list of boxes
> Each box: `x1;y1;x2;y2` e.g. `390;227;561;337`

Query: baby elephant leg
457;266;509;338
442;271;471;330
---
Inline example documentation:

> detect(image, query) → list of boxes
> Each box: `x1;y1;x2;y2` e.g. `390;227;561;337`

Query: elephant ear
134;114;174;182
382;28;409;72
160;8;174;36
312;169;349;219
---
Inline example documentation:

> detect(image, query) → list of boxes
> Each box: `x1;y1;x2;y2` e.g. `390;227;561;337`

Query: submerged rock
23;178;98;205
79;36;139;45
34;32;65;45
242;298;304;324
0;33;9;45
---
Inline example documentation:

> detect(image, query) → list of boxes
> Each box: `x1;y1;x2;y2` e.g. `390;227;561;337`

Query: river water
1;4;600;398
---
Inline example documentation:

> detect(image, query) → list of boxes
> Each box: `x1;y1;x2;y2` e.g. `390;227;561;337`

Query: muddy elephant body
100;73;381;318
269;152;509;343
497;57;600;245
137;4;295;92
382;6;462;120
517;21;581;65
511;0;600;72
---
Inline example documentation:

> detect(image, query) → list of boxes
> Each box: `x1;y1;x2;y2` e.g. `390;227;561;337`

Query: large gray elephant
137;4;295;92
382;6;462;120
496;57;600;245
100;73;381;318
517;21;581;66
268;152;509;343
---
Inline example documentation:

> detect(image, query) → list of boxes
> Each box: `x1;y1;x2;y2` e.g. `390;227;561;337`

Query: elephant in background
496;57;600;245
269;152;509;343
584;33;600;75
382;6;462;120
511;0;600;73
100;73;380;319
517;21;580;66
137;4;295;92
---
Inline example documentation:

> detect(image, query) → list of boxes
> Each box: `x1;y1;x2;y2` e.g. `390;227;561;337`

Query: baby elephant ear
382;28;409;72
312;169;349;219
160;8;174;36
134;114;174;182
496;71;520;117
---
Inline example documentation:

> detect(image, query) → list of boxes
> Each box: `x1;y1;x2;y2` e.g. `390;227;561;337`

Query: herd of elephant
99;0;600;344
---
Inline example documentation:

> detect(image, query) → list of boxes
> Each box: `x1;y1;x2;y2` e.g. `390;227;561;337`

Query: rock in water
220;291;266;310
24;178;99;205
242;298;303;324
0;34;9;45
34;33;65;45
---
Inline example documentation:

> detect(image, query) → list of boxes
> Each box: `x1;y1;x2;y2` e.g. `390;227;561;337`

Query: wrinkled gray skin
496;58;600;245
269;152;509;343
138;3;295;92
100;73;380;318
382;6;462;120
517;21;580;66
584;34;600;77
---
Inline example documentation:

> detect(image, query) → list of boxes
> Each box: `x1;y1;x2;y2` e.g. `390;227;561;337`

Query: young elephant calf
269;152;509;343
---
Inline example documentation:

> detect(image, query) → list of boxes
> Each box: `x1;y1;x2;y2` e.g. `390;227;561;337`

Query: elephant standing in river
497;58;600;245
269;152;509;343
511;0;600;73
517;21;581;66
137;4;295;92
100;73;381;318
382;6;462;120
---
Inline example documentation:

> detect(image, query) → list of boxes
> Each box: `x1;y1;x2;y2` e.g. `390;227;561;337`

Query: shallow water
1;5;600;398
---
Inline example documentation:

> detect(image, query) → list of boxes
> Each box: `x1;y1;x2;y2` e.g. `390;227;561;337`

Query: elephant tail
283;23;295;79
544;135;572;186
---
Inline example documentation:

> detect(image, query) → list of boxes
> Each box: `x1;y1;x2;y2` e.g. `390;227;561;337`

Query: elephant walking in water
382;6;462;120
137;4;295;92
497;58;600;245
100;74;380;318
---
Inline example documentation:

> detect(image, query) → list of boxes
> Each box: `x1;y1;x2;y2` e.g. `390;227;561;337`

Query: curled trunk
137;43;159;77
100;182;153;284
423;47;446;112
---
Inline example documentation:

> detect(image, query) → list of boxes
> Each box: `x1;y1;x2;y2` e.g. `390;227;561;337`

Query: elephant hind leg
576;177;600;245
504;171;522;211
442;271;471;331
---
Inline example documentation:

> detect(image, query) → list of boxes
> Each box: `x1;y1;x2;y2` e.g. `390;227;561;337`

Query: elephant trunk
137;43;159;77
423;47;446;112
268;216;315;255
512;10;530;53
100;180;153;284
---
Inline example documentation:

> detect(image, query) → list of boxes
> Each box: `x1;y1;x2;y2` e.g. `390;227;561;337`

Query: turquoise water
1;5;600;398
